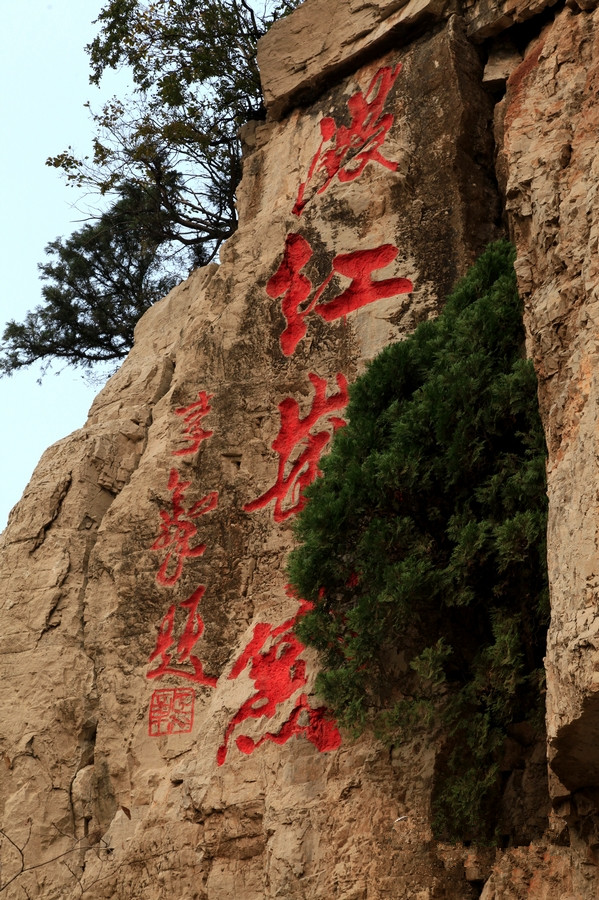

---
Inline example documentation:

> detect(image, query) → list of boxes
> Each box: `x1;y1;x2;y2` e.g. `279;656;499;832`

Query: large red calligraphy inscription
293;64;402;216
149;391;219;737
217;592;341;765
243;372;349;522
172;390;214;456
151;469;219;586
267;233;413;356
145;58;408;757
147;584;217;686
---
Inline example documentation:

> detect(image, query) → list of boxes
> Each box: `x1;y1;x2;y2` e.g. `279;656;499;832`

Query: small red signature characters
148;687;195;737
152;468;219;586
267;233;413;356
147;585;218;686
243;372;349;522
217;593;341;764
172;390;214;456
293;63;403;216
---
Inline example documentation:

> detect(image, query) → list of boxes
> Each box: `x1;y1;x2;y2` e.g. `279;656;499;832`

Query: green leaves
51;0;303;263
0;183;181;374
22;0;305;376
289;241;549;843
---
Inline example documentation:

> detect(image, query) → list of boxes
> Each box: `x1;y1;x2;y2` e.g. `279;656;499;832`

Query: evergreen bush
288;241;549;843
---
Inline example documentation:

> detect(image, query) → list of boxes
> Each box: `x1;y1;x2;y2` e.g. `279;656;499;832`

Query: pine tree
0;184;179;374
288;241;549;842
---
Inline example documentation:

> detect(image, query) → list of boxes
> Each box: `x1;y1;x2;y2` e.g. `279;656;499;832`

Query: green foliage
0;184;179;374
288;241;549;843
6;0;303;376
48;0;302;258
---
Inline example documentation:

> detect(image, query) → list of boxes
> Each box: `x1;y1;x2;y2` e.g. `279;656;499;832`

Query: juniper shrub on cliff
287;241;549;843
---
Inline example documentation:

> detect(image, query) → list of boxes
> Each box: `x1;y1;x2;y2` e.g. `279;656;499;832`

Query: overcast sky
0;1;131;530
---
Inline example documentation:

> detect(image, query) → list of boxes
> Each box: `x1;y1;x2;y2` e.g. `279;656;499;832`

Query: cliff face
2;1;599;897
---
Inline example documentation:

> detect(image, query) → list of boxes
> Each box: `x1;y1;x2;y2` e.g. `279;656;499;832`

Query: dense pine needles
288;241;549;842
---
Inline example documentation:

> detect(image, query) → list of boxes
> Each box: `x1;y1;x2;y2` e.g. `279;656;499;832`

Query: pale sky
0;1;131;529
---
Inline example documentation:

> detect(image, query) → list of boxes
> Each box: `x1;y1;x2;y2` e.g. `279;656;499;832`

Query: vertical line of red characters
147;62;411;760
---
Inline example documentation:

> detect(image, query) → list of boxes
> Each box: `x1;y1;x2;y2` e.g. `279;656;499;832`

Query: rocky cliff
2;0;599;896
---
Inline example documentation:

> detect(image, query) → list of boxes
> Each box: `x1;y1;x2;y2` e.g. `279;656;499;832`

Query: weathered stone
480;842;599;899
258;0;572;120
570;0;599;10
258;0;451;120
463;0;560;41
497;4;599;864
483;40;523;90
0;266;214;898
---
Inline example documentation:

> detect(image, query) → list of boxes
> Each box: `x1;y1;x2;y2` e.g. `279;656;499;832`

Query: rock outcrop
2;0;599;896
496;2;599;865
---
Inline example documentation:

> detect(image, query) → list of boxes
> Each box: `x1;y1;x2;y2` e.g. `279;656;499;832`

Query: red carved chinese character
315;244;413;322
147;585;217;686
173;390;214;456
267;234;413;356
151;468;218;586
234;694;342;757
148;687;195;736
243;372;348;522
266;233;317;357
217;591;341;764
293;64;402;216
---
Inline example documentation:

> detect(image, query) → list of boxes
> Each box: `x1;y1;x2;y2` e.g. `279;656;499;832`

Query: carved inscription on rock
144;61;412;766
